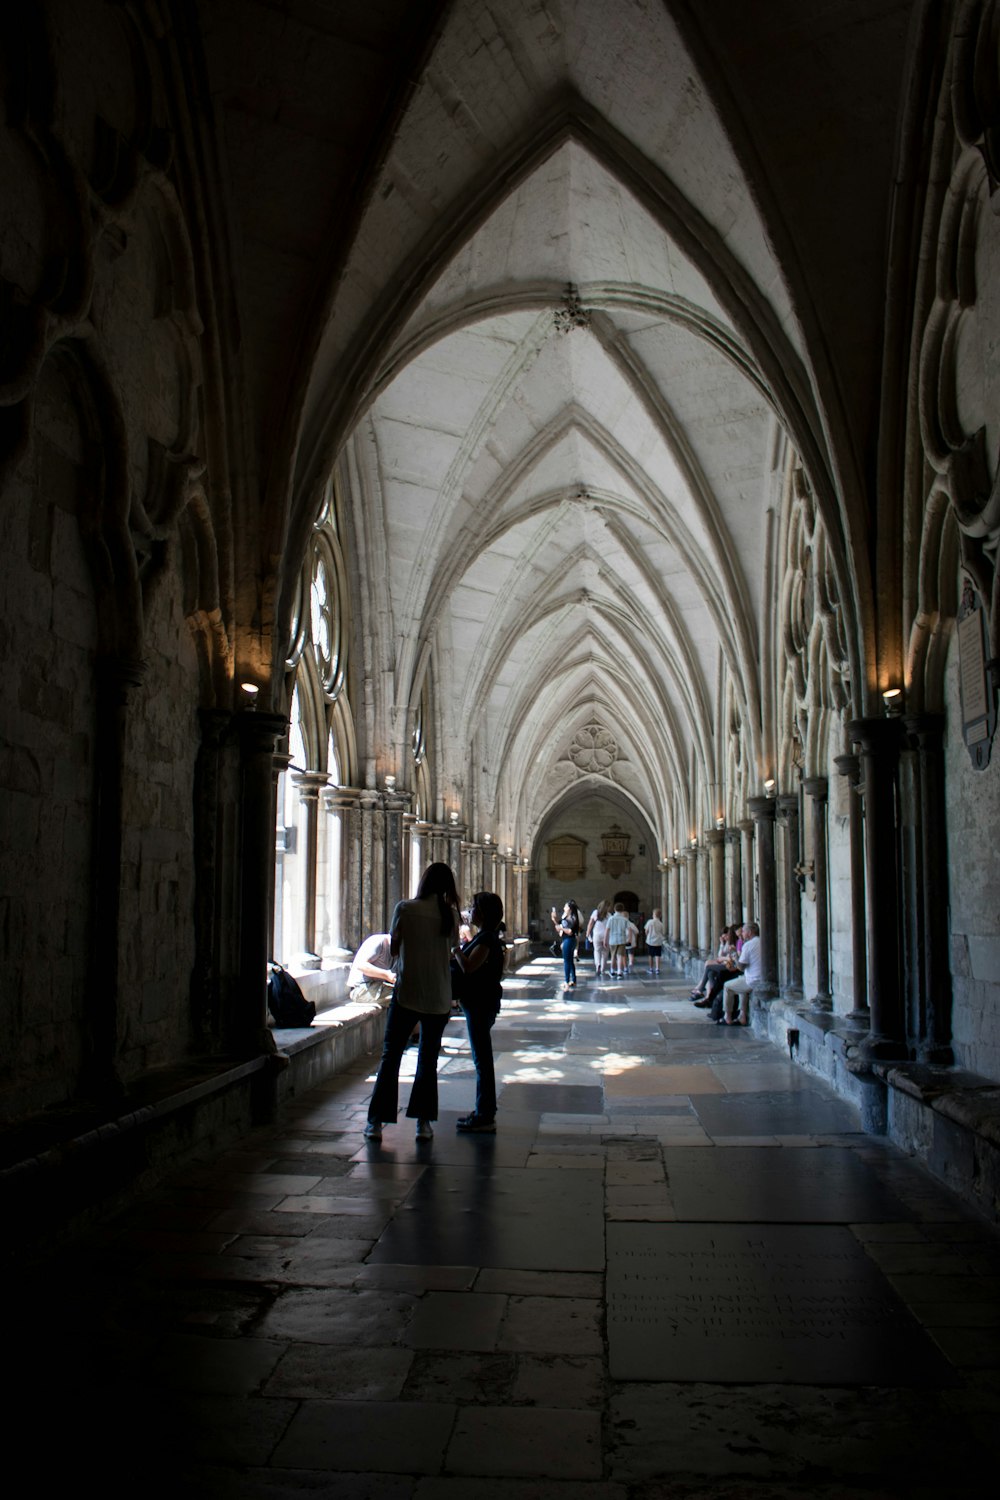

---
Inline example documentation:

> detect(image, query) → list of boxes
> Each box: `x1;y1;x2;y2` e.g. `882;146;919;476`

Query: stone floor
14;960;1000;1497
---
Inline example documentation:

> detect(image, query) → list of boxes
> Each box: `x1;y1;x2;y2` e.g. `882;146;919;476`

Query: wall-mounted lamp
715;816;725;830
449;811;460;825
882;687;904;717
764;778;776;798
484;833;492;845
673;847;680;858
506;845;513;856
240;681;259;710
689;835;698;849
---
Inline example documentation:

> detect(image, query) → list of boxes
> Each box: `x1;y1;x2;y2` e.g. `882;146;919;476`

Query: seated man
347;933;396;1006
721;922;762;1026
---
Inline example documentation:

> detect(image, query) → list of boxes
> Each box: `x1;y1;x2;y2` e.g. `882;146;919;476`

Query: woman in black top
452;891;506;1132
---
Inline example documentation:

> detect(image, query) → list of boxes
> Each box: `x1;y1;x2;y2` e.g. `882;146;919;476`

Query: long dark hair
472;890;504;933
565;899;580;932
416;861;460;934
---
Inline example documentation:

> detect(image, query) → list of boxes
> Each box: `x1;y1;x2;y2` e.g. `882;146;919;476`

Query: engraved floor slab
662;1145;910;1221
606;1222;955;1384
689;1089;863;1135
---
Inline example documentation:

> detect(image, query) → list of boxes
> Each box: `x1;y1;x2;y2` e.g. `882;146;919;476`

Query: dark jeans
562;935;577;984
368;998;449;1123
462;1000;499;1119
707;967;734;1020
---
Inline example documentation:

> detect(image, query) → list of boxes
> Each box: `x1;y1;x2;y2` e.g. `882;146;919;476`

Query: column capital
706;827;726;846
833;752;861;786
902;712;946;749
802;775;828;801
291;769;330;803
236;709;287;759
747;795;777;822
737;818;755;836
725;827;742;845
847;715;904;757
775;792;799;819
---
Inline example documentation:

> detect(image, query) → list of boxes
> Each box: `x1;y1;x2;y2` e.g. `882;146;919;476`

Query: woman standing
452;891;506;1132
365;862;460;1143
552;900;581;990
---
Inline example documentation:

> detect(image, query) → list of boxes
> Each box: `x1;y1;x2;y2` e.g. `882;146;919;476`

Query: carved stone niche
958;574;997;769
599;823;633;878
546;834;588;881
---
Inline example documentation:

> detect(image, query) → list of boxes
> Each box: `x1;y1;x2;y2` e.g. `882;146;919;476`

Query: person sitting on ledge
721;922;762;1026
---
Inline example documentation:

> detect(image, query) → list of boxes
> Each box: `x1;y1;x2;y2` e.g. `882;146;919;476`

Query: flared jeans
367;998;450;1123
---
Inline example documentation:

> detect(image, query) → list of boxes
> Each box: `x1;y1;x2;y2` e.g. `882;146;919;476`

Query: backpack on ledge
267;962;316;1027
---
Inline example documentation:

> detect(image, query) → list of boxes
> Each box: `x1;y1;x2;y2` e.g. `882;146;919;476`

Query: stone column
448;823;466;891
291;771;328;967
383;792;409;918
658;859;670;931
802;776;832;1008
904;715;954;1063
739;819;756;924
847;717;907;1058
667;856;681;948
707;828;726;940
236;708;287;1056
684;848;698;955
747;797;778;996
833;754;868;1021
726;828;743;925
777;793;804;999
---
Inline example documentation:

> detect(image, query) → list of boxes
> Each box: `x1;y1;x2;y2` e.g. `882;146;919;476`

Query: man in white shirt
348;933;395;1006
722;922;762;1025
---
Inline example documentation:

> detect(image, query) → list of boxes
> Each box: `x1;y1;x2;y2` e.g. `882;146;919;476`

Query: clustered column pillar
668;856;682;949
847;717;907;1058
833;754;868;1020
739;819;755;924
904;714;954;1063
776;793;804;999
747;796;778;997
707;828;726;940
684;847;698;957
726;828;743;925
803;776;832;1008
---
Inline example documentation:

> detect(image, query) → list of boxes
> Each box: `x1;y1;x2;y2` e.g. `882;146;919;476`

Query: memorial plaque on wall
957;575;996;769
607;1223;952;1386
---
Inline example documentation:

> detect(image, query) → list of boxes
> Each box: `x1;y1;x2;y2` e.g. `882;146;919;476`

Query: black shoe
456;1114;496;1133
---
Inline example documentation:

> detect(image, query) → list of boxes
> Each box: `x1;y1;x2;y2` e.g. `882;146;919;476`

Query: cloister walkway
14;958;999;1496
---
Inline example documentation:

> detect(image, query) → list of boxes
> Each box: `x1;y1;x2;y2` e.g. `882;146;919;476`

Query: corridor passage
19;960;999;1496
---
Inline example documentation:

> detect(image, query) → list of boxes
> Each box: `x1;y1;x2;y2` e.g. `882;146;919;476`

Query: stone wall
944;642;1000;1082
535;794;657;932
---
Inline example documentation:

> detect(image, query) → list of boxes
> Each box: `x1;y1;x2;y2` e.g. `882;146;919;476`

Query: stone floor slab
607;1222;954;1384
446;1406;602;1478
661;1144;910;1221
271;1399;454;1473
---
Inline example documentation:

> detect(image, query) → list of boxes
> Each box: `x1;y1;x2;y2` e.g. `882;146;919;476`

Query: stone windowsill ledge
872;1062;1000;1149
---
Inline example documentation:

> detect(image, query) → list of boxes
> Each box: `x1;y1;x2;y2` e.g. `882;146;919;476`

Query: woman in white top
644;909;666;975
365;862;460;1143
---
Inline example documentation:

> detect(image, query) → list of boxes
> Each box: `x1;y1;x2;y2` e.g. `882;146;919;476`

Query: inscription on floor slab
606;1223;953;1385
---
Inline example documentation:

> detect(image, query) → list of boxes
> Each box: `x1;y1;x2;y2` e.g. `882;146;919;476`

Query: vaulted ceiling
203;0;916;850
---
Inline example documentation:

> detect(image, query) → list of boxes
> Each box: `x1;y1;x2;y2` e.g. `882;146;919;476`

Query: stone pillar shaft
708;828;726;941
237;710;287;1055
726;829;743;926
834;754;868;1019
904;715;954;1063
803;776;831;1007
777;793;803;998
848;717;907;1057
684;849;698;954
747;797;778;994
738;819;755;924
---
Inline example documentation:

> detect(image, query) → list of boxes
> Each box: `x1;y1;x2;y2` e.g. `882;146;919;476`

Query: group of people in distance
549;899;667;989
689;921;762;1025
356;862;505;1144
